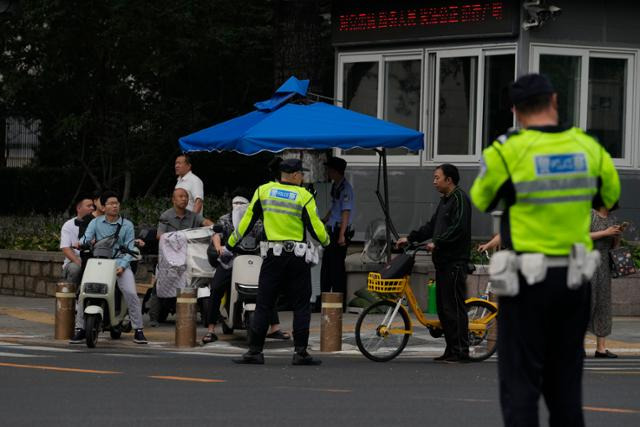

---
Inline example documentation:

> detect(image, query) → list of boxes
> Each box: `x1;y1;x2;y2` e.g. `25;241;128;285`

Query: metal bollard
320;292;343;352
175;287;197;348
54;282;77;340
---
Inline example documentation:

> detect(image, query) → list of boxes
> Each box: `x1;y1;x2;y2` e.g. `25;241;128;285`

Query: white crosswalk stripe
0;351;47;358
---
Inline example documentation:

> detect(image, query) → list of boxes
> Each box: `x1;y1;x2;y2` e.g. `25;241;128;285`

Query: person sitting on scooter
201;189;290;344
60;195;95;286
70;190;148;345
147;187;214;327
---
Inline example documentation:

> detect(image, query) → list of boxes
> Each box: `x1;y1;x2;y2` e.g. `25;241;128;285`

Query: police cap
279;158;308;173
510;73;555;106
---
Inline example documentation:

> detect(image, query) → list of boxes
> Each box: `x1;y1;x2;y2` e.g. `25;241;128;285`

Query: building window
483;54;517;147
4;118;40;168
338;52;423;162
436;55;478;156
588;57;627;159
344;61;379;118
533;45;636;165
539;54;581;128
432;48;515;162
384;59;421;155
337;46;515;164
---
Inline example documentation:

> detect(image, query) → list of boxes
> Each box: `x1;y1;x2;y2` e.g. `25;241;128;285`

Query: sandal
266;330;291;340
201;332;218;344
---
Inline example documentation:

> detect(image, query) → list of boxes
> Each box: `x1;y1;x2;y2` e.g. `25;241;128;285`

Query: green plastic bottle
427;279;437;314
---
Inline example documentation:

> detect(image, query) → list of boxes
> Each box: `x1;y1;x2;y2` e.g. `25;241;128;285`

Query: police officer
225;158;330;365
320;156;354;308
470;74;620;426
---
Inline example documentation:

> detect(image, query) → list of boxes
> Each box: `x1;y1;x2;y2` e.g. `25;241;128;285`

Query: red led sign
332;1;519;46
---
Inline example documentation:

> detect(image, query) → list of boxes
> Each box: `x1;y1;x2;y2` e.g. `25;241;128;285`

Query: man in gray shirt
149;188;213;326
157;188;212;238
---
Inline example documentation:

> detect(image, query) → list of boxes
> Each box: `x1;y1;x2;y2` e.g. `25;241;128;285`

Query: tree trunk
122;169;131;202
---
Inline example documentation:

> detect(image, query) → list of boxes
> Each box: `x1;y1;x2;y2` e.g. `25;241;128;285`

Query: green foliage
470;243;490;266
0;215;66;251
0;195;232;251
0;0;275;197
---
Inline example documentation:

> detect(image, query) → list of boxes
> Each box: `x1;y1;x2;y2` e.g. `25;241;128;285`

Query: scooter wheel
85;314;101;348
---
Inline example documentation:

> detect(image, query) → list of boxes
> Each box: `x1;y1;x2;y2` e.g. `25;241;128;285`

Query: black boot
232;350;264;365
292;347;321;366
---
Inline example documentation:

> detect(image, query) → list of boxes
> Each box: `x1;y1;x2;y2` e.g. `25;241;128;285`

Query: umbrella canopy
178;77;424;155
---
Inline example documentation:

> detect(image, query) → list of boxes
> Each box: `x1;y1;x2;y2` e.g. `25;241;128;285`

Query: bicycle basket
367;272;407;293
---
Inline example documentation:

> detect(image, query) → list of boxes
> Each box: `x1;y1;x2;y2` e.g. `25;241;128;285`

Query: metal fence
4;117;40;167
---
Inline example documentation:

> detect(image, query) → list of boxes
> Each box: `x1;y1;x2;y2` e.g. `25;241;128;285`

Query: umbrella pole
381;148;392;262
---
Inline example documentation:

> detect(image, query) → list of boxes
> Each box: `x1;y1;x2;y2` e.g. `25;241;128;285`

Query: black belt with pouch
329;223;354;242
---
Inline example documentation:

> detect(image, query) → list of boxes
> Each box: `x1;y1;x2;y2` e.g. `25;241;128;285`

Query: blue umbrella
179;77;425;259
178;77;424;154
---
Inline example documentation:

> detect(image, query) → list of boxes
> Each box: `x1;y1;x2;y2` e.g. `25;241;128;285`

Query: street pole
320;292;343;352
175;287;197;347
54;282;76;340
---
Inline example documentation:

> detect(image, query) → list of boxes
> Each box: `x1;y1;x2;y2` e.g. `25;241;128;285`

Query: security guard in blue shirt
226;158;330;365
320;157;354;308
470;74;620;426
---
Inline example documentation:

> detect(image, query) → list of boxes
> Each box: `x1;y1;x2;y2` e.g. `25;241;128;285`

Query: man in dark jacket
397;163;472;363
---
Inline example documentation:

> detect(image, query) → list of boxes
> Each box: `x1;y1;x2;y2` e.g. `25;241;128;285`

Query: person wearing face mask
201;188;290;344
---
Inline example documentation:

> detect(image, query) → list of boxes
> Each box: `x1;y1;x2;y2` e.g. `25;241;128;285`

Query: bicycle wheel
465;299;498;362
355;300;411;362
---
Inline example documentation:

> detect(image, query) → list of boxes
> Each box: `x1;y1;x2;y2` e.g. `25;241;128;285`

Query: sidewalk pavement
1;294;639;357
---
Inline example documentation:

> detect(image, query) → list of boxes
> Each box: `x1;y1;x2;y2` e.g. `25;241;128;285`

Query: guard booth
331;0;640;240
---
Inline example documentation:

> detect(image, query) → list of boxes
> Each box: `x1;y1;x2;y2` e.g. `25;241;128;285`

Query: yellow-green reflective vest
470;126;620;255
227;181;330;248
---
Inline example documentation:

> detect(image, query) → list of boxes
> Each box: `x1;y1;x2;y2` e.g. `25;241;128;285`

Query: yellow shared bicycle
355;246;498;362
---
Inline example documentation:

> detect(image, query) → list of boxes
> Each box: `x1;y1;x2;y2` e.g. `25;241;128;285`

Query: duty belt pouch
489;250;519;296
283;241;295;253
259;241;268;258
305;243;319;265
518;253;548;285
567;244;601;289
272;243;283;256
294;242;307;257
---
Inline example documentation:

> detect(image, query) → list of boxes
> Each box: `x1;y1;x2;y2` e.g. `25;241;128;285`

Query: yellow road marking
0;361;121;375
584;405;640;414
0;307;55;325
149;375;226;383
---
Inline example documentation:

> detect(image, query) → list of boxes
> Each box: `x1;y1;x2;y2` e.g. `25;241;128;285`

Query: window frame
336;50;424;166
430;45;517;164
531;44;637;167
336;44;518;166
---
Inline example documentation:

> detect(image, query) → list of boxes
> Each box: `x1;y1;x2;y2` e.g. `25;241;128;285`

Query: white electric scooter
77;236;141;348
218;236;262;340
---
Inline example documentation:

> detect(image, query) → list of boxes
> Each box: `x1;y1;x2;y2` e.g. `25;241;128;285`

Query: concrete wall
0;250;156;298
0;250;64;297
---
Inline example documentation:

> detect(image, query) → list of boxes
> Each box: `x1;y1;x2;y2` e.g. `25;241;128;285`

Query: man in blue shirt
70;191;147;344
320;157;354;309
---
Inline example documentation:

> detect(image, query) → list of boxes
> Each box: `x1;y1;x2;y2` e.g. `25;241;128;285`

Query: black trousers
435;263;469;356
250;251;311;352
208;265;279;326
320;234;349;295
498;267;590;427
